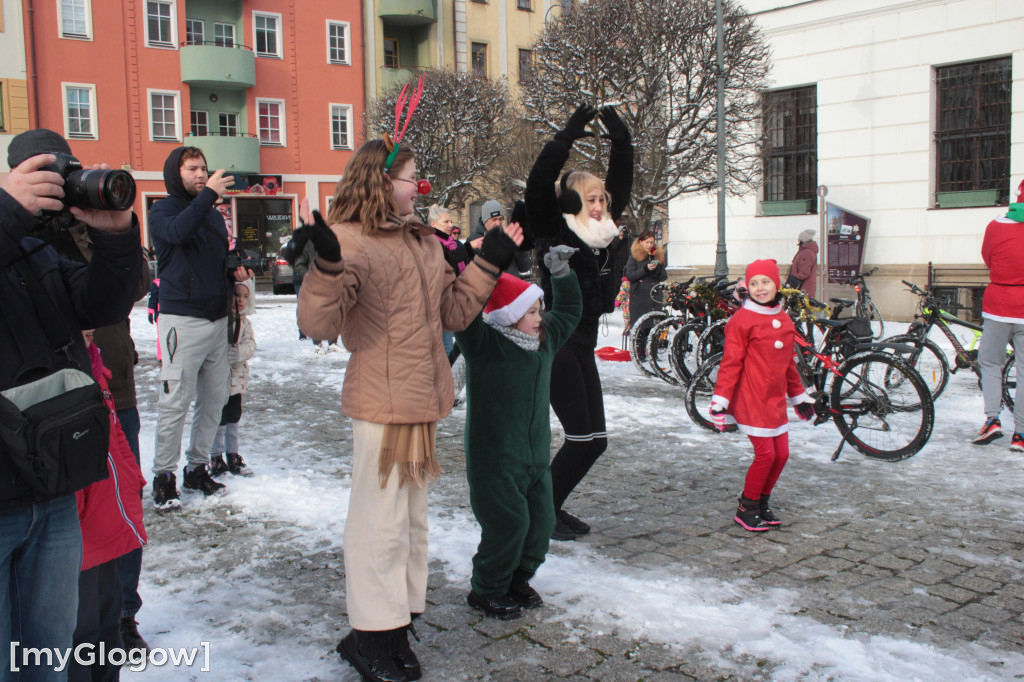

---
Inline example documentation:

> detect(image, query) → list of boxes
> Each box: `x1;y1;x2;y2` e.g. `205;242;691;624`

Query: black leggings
549;338;607;511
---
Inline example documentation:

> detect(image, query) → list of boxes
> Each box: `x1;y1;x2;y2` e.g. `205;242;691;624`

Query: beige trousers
345;419;430;631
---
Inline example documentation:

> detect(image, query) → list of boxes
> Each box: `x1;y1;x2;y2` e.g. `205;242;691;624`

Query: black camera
41;153;137;213
226;252;241;274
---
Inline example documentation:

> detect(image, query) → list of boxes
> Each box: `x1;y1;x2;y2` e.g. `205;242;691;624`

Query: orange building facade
24;0;364;258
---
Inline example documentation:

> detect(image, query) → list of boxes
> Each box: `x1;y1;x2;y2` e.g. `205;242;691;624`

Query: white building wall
668;0;1024;286
0;0;28;164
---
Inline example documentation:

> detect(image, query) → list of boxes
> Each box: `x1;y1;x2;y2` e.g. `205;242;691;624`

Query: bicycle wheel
695;319;728;367
883;334;949;401
1003;352;1016;411
669;322;703;387
646;316;684;385
629;311;667;378
684;353;737;433
830;351;934;461
856;300;885;340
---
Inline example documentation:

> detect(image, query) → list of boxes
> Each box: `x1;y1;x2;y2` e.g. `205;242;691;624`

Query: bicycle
685;289;934;461
629;281;678;379
664;278;740;385
836;267;884;340
887;281;1015;402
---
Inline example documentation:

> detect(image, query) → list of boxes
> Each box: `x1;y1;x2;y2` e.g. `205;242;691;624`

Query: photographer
0;129;142;676
149;146;249;510
623;229;667;325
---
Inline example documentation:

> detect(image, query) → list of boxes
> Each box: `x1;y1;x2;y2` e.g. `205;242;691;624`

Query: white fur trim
982;311;1024;324
736;422;790;437
788;391;813;405
562;213;619;248
711;395;730;410
483;282;543;327
742;299;784;315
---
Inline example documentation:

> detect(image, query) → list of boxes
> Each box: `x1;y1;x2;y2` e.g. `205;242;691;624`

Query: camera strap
12;256;76;367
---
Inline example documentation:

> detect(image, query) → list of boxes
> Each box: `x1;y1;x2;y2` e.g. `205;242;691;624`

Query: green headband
384;144;400;172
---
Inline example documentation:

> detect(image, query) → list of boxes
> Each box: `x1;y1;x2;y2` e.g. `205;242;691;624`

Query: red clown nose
416;179;432;195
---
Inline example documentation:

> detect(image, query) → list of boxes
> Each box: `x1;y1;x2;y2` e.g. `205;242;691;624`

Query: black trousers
549;338;608;511
70;560;123;682
219;392;242;426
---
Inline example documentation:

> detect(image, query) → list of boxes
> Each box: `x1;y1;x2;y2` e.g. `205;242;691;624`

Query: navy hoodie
148;147;230;321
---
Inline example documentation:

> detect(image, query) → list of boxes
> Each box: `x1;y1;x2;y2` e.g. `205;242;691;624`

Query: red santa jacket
711;299;811;436
78;343;147;572
981;215;1024;324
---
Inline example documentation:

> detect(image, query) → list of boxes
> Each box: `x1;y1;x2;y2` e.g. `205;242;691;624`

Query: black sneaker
152;472;181;510
557;509;590;535
467;590;522;620
508;573;543;609
759;495;782;526
182;464;226;496
972;417;1004;445
550;517;576;542
335;630;407;682
209;454;228;477
119;618;149;654
226;453;254;477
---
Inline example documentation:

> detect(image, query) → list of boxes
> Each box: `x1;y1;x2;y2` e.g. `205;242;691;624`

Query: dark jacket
434;228;473;275
524;136;633;346
0;189;143;508
30;219;151;410
148;147;231;321
292;239;317;281
788;240;819;297
467;206;535;278
624;239;667;322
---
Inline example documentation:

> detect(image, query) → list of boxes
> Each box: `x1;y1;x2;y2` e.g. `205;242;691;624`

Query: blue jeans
116;407;144;620
0;495;82;681
442;331;455;356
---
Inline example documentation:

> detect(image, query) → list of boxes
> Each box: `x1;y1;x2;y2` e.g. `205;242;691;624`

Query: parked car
272;253;294;295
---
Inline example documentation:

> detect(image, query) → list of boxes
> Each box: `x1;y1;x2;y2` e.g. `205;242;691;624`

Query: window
471;42;487;79
935;57;1012;202
214;23;235;48
59;0;91;39
383;38;400;69
148;90;180;141
330;104;353;150
762;85;817;203
190;110;208;136
518;49;533;84
257;99;285;146
146;1;174;48
254;12;282;58
219;112;238;137
62;83;96;140
327;21;350;65
185;19;204;45
517;0;531;9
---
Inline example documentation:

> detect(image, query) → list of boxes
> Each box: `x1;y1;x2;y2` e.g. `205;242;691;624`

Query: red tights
743;433;789;500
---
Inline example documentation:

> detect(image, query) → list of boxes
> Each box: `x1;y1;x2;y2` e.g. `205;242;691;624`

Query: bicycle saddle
829;298;855;307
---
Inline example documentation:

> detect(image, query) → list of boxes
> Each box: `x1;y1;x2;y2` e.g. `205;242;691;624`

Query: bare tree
364;69;518;210
521;0;772;228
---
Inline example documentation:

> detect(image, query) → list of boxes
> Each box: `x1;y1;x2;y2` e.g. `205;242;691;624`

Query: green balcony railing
183;132;260;173
379;0;436;26
180;42;256;89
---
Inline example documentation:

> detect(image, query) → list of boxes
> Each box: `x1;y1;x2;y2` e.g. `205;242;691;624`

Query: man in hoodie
786;228;819;297
149;146;248;510
469;199;534;278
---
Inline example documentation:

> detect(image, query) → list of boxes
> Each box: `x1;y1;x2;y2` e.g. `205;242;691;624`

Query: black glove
794;402;815;421
599;106;631;144
478;227;517;272
289;210;341;264
555;104;598;143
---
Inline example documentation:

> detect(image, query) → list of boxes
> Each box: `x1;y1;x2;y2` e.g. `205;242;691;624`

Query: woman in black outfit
524;104;633;541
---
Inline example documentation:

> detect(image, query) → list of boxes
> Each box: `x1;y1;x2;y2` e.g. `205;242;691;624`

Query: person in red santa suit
709;259;816;531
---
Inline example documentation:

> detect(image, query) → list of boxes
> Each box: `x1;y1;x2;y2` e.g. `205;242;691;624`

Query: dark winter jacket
467;222;534;278
0;189;143;509
148;147;232;321
434;228;473;275
292;239;317;282
624;239;667;322
524;136;633;347
457;272;582;480
788;240;819;297
30;218;151;410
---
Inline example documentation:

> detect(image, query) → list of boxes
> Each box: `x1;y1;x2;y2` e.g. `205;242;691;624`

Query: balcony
379;67;426;93
379;0;436;26
184;133;260;173
180;43;256;88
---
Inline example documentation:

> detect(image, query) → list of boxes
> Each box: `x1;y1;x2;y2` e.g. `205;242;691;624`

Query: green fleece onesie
456;272;582;597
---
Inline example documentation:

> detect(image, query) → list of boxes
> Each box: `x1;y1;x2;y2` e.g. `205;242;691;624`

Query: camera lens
64;169;137;211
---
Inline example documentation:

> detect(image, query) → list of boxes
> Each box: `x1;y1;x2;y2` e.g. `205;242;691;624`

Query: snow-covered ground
123;295;1024;681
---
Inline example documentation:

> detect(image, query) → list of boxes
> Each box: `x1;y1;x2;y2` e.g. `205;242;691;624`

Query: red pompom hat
483;273;544;327
744;259;781;290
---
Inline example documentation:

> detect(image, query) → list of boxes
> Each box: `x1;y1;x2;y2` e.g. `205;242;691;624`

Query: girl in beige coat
296;139;523;682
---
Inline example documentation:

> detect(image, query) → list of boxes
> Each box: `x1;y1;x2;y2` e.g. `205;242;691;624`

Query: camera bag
0;258;109;497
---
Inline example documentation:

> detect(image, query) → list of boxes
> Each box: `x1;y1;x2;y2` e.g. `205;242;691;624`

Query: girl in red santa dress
709;259;816;531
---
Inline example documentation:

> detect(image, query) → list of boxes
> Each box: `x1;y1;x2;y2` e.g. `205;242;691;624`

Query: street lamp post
713;0;728;277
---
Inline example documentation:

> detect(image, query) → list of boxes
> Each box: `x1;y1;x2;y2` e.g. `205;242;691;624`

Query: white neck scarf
563;213;619;249
484;317;541;351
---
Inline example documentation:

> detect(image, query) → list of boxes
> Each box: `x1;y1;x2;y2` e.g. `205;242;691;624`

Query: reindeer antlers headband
384;73;425;172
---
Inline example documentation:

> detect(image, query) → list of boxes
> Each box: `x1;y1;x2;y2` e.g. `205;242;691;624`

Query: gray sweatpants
153;314;230;475
979;317;1024;432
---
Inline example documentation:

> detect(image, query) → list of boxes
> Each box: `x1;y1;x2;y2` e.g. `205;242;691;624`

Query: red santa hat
484;274;544;327
745;259;781;290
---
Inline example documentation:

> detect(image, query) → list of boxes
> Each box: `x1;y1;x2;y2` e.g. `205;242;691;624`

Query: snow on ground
124;295;1024;680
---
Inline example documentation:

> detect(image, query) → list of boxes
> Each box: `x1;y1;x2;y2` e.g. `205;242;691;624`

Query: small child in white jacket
210;280;257;477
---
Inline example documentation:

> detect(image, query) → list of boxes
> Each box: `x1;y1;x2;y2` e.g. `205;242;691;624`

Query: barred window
935;58;1011;201
762;85;817;203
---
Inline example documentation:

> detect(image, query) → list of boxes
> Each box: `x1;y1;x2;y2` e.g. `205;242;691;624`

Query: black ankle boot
119;617;149;654
393;619;422;681
508;569;543;608
734;495;769;532
759;495;781;526
467;590;522;620
336;629;407;682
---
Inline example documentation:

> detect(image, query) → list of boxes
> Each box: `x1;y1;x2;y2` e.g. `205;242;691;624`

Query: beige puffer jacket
297;216;500;424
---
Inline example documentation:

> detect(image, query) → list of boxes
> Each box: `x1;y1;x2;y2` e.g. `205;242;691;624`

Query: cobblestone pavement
134;303;1024;681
